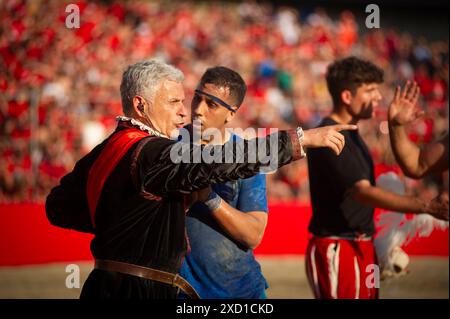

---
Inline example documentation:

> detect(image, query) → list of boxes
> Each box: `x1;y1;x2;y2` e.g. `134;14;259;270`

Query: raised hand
303;124;358;155
388;81;424;126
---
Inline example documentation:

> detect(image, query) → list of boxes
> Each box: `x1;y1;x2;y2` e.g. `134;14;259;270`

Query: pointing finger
332;124;358;132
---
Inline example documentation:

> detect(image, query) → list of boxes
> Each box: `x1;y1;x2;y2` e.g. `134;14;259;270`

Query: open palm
388;81;424;126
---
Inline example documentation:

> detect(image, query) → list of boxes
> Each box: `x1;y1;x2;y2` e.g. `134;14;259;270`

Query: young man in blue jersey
179;66;270;298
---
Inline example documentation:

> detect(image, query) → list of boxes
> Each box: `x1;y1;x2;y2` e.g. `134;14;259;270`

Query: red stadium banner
0;203;448;266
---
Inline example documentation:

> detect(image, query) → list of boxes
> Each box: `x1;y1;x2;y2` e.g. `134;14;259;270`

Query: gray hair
120;59;184;115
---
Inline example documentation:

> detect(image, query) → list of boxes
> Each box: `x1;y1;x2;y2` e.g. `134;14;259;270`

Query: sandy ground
0;256;447;299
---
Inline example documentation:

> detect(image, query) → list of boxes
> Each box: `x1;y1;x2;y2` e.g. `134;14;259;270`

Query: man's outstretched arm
350;179;449;221
140;124;357;197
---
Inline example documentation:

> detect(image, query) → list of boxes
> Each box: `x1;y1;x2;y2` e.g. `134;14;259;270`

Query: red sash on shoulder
87;128;149;228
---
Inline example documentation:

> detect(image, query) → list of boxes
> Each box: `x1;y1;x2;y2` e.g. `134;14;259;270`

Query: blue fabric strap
195;89;237;113
203;191;222;211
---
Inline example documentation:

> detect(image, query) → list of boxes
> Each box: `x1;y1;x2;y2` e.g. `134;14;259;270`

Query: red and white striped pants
305;236;379;299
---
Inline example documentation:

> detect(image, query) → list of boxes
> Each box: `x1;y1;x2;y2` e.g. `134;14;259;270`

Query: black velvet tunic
45;121;300;299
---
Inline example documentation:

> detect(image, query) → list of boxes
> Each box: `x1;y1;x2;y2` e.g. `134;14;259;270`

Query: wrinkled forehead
158;79;185;100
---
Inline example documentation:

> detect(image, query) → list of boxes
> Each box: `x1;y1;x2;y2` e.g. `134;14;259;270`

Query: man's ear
133;96;146;116
225;110;236;124
341;90;353;105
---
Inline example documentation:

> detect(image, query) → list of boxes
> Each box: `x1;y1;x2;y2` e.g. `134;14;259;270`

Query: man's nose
192;101;207;118
178;103;188;118
375;90;382;101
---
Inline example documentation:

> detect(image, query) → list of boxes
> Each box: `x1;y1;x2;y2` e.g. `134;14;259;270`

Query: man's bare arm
389;127;448;178
210;202;268;250
388;81;449;178
350;179;449;221
193;187;268;249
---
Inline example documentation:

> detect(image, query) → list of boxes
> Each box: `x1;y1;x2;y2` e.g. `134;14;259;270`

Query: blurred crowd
1;0;448;203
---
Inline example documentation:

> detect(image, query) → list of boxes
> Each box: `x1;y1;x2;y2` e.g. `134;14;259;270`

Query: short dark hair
326;56;384;106
199;66;247;108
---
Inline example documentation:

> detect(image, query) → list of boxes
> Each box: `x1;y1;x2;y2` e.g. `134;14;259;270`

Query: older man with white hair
46;59;357;299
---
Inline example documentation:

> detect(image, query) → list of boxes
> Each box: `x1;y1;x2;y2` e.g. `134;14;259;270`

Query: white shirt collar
116;116;168;138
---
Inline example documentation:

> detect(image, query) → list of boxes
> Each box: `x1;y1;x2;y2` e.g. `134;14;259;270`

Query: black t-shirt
307;117;376;236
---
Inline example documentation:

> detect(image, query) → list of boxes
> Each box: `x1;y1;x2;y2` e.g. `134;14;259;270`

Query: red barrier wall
0;203;448;266
1;204;93;266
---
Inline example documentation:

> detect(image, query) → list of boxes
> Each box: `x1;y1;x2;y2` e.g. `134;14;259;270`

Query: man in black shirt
306;57;448;299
